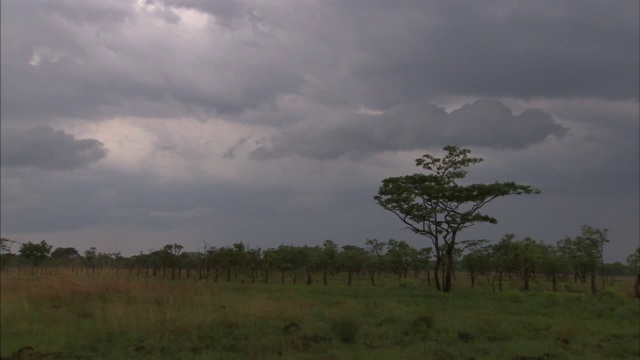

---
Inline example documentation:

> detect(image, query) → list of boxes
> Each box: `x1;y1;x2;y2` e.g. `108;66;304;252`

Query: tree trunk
443;247;454;293
323;270;327;286
433;258;442;291
590;270;597;294
552;273;557;292
370;270;376;286
348;269;353;286
633;274;640;298
490;272;497;294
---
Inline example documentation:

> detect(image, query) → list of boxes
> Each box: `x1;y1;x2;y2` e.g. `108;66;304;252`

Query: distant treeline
2;233;639;295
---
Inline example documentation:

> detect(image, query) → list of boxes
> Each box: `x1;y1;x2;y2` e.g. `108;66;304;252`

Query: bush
329;315;362;344
407;313;435;338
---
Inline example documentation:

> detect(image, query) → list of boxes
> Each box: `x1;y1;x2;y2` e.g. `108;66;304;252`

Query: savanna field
1;269;638;360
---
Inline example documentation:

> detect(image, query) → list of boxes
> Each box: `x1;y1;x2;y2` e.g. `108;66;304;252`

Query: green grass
1;270;638;359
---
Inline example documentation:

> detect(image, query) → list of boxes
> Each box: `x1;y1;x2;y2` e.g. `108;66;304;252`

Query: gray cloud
330;0;639;108
0;0;637;262
250;99;567;160
1;126;108;170
0;0;303;125
2;0;636;128
160;0;247;28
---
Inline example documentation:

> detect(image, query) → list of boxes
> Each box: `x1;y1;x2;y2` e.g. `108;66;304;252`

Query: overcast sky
1;0;638;261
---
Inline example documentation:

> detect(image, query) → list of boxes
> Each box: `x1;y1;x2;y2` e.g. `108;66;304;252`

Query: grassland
1;270;638;359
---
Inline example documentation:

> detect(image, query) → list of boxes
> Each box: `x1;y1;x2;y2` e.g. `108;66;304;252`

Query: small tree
51;247;80;261
1;238;13;255
460;239;491;288
490;234;519;292
375;146;539;292
338;245;369;286
581;226;609;291
364;239;386;286
385;239;414;282
511;237;544;291
626;248;640;297
539;244;568;292
19;240;52;267
0;238;17;270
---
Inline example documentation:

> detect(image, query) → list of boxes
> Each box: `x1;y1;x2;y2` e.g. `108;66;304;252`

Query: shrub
406;313;435;339
329;315;362;344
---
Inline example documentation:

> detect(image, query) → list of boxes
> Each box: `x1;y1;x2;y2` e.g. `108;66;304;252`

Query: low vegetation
1;146;638;358
1;269;638;359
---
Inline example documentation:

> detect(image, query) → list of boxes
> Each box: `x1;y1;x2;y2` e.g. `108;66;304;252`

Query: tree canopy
374;145;540;292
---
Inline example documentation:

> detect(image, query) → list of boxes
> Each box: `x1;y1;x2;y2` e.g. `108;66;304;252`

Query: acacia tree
539;244;568;292
627;248;640;297
319;240;339;285
460;239;492;288
19;240;52;268
1;238;17;270
511;237;545;291
385;239;414;282
558;226;609;294
576;225;609;294
364;239;386;286
338;245;369;286
375;146;539;292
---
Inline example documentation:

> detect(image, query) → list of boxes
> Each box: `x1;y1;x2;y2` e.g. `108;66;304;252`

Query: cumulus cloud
250;99;567;160
1;126;108;170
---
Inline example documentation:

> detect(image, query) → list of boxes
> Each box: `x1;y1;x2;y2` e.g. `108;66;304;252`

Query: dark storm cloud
2;0;637;127
0;0;303;125
1;126;108;170
250;100;567;160
326;0;639;108
1;0;637;261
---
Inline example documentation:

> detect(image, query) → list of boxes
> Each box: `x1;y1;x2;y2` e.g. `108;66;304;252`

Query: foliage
18;240;52;267
1;238;15;255
50;247;80;261
2;227;634;295
558;225;609;293
374;145;539;292
626;248;639;274
329;314;362;344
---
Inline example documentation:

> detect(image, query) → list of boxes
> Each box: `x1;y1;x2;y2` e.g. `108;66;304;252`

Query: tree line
1;233;638;296
1;146;638;296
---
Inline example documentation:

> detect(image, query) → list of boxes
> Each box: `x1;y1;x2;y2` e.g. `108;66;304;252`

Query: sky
1;0;638;261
